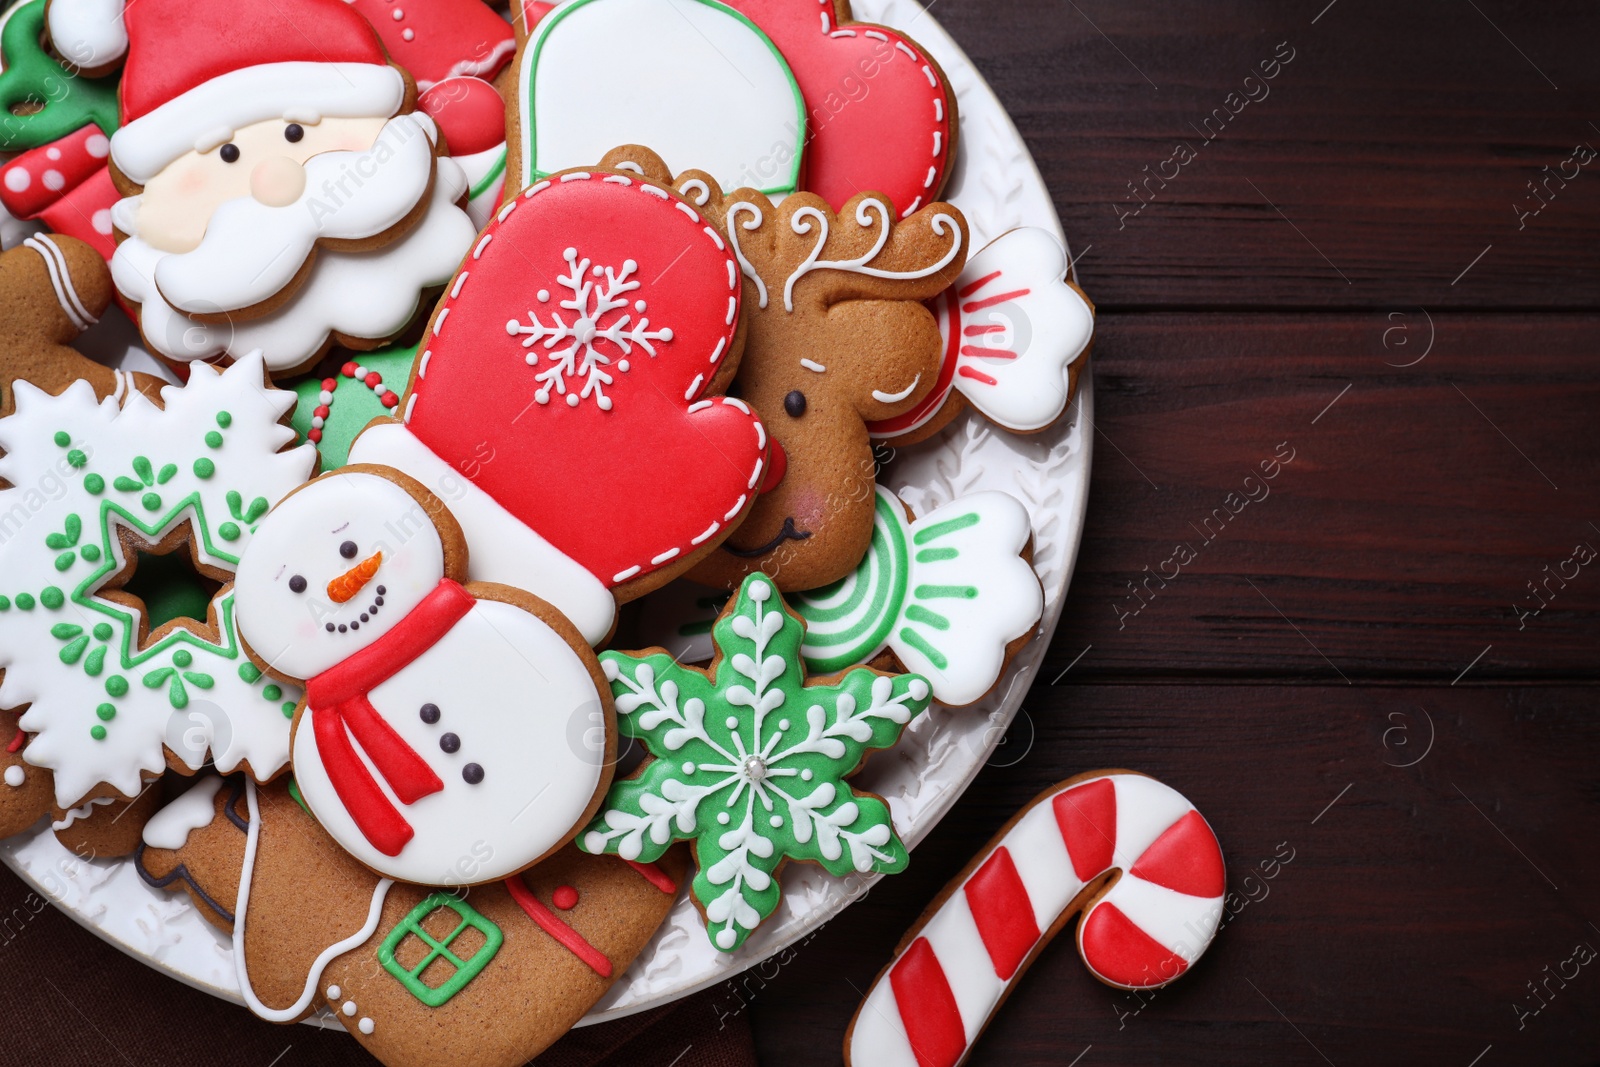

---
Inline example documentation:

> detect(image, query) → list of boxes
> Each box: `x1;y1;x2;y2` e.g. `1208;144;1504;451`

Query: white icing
917;888;995;1041
358;1017;375;1034
111;62;405;184
112;157;475;373
345;422;616;646
782;199;962;312
3;766;23;787
871;374;921;404
51;794;115;831
234;779;395;1023
23;234;97;331
520;0;804;195
152;114;440;315
141;775;225;850
0;356;315;807
1110;773;1196;868
1003;804;1084;933
849;979;921;1067
237;472;610;884
44;0;127;73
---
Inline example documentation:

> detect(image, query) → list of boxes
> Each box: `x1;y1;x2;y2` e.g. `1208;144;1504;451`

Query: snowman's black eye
284;123;304;143
219;143;240;163
288;575;306;594
339;540;358;559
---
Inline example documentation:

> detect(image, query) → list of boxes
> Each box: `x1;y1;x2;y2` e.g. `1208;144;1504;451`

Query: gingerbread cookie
0;353;315;808
593;148;969;592
869;228;1096;445
346;161;773;646
348;0;517;90
583;572;931;952
0;233;161;416
233;466;616;885
846;771;1226;1067
138;776;685;1067
641;487;1042;707
723;0;957;216
47;0;480;375
507;0;807;196
49;778;162;857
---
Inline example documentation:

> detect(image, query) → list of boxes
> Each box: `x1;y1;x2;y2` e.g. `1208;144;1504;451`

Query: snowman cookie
47;0;479;375
233;467;616;885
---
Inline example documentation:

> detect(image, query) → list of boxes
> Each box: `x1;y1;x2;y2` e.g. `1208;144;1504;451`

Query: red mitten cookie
349;163;771;644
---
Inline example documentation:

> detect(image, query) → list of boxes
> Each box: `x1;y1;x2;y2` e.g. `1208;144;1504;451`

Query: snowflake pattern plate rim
0;0;1095;1029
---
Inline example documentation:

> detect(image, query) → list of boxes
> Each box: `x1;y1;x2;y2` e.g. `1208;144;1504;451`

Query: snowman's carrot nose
327;552;383;603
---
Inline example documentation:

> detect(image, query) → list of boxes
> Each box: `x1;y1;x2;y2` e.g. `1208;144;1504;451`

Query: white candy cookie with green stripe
638;487;1042;707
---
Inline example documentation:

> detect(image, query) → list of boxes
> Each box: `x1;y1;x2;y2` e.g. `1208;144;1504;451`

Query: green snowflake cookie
581;573;931;952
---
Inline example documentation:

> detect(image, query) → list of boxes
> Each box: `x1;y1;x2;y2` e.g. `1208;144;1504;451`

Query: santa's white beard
111;117;477;374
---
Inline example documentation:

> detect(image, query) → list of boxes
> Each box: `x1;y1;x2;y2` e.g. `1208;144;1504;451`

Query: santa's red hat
107;0;406;184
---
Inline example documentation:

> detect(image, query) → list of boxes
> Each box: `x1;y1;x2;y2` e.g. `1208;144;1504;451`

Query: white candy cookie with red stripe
845;770;1225;1067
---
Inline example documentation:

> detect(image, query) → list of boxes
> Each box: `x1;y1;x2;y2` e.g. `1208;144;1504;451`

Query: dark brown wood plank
1048;311;1600;682
751;683;1600;1066
933;0;1600;308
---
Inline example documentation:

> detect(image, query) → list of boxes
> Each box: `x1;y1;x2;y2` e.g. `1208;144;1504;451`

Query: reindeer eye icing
784;390;807;418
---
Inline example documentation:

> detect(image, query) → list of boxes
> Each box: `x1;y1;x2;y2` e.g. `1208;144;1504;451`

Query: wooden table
749;1;1600;1063
2;2;1595;1065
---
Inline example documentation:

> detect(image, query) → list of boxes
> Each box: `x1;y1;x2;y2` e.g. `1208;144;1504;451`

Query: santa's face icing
134;116;391;254
235;472;446;680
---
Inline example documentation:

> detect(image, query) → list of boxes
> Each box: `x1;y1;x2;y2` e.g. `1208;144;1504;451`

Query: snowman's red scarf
305;579;473;856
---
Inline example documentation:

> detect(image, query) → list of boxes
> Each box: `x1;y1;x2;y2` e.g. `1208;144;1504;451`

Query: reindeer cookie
0;233;162;417
594;147;969;592
137;776;685;1067
233;467;616;885
48;0;479;375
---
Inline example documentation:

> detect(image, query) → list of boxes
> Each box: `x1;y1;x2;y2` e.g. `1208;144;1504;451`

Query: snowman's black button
440;733;460;753
462;763;484;785
419;703;440;725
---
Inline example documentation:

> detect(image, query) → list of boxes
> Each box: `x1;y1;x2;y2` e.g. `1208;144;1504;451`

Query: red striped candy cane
845;771;1225;1067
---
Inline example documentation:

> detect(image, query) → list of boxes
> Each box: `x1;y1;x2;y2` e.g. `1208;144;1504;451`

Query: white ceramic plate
0;0;1092;1028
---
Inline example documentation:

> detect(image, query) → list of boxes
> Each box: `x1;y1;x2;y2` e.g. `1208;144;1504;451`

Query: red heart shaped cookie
726;0;958;216
403;169;768;592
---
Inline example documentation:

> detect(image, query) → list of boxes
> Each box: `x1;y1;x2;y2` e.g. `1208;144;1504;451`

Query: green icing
287;343;418;469
0;0;119;152
583;574;930;952
791;491;908;672
378;893;503;1007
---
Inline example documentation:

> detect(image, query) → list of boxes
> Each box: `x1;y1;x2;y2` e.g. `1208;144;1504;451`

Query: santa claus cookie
0;354;315;808
233;466;616;885
0;232;161;416
583;572;931;952
47;0;479;376
136;776;685;1067
846;771;1226;1067
869;228;1096;446
507;0;807;196
346;161;772;646
592;148;968;592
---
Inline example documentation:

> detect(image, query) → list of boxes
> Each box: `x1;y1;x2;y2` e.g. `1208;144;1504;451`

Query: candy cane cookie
845;770;1225;1067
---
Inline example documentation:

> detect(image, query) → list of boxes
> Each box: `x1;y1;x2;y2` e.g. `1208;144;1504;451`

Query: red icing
724;0;955;217
552;885;578;910
1078;900;1189;989
403;172;768;589
1052;777;1117;882
887;937;966;1067
504;875;613;978
962;846;1038;981
1128;810;1226;898
39;167;122;264
348;0;515;88
623;858;678;895
961;289;1030;315
418;76;507;157
119;0;387;125
6;727;24;753
0;126;109;218
304;579;473;855
957;270;1001;299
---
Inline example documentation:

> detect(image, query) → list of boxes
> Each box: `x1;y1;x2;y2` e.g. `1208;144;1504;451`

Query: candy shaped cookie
0;233;161;415
233;467;616;885
0;354;314;808
846;771;1226;1067
508;0;807;196
347;162;772;645
592;148;970;593
869;228;1096;445
136;777;685;1067
583;572;932;952
48;0;479;375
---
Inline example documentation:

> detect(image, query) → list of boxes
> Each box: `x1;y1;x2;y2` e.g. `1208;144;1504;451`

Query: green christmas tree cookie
581;572;931;952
